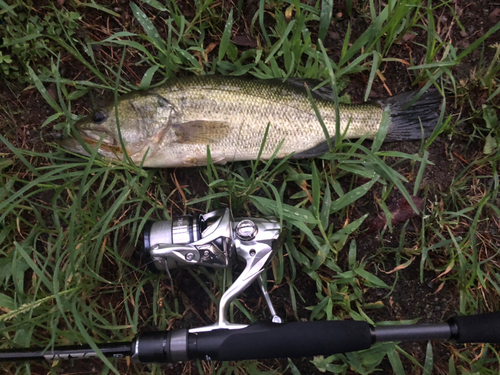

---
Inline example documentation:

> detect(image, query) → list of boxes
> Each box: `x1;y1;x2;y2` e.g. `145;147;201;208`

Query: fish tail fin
381;89;442;141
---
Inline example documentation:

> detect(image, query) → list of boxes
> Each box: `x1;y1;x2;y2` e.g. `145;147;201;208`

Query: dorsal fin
282;78;336;101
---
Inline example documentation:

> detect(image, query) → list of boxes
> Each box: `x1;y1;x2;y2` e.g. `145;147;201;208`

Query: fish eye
92;111;107;124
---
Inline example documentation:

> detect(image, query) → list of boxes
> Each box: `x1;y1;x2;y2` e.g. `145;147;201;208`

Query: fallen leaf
205;42;217;56
368;196;425;233
380;256;415;274
402;32;416;42
47;83;57;101
431;281;445;295
489;7;500;22
231;35;257;48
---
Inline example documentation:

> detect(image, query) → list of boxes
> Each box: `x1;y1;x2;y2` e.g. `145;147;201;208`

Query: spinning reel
143;208;283;331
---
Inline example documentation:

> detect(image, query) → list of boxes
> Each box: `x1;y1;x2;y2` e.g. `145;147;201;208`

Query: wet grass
1;0;500;374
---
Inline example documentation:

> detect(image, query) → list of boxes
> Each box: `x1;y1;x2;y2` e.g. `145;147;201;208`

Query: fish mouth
59;133;124;156
59;137;85;153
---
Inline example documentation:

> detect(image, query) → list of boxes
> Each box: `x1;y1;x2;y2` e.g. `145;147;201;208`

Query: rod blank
374;323;451;343
0;343;132;362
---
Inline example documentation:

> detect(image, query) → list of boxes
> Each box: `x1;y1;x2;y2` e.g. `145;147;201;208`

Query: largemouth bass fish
60;76;440;167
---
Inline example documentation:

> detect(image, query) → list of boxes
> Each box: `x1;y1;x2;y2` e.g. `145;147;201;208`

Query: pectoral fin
173;121;231;144
181;154;229;167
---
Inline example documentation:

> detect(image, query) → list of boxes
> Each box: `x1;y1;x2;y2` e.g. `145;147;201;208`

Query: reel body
143;209;282;330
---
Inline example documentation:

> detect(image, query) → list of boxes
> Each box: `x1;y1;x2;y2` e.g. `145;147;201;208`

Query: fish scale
60;76;441;168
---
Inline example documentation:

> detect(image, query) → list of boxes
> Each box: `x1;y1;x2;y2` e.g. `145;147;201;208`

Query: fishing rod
2;209;500;364
1;312;500;363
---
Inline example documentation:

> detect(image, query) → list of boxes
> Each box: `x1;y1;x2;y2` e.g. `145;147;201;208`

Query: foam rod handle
190;320;373;361
449;312;500;344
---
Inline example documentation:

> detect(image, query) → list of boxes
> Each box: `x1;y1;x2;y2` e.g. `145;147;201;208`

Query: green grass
1;0;500;374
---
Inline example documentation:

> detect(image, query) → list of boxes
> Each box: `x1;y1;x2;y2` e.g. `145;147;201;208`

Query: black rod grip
189;320;373;361
448;312;500;343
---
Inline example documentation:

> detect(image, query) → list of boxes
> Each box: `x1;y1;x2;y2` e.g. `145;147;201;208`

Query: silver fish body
60;76;439;167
